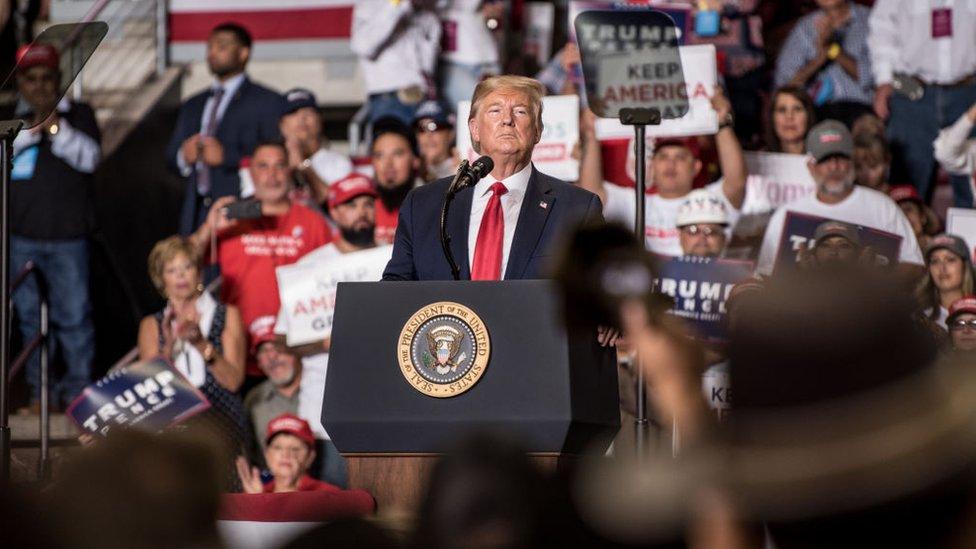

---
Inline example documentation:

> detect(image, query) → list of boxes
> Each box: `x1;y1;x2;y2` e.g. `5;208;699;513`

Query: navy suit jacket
165;76;286;234
383;167;604;281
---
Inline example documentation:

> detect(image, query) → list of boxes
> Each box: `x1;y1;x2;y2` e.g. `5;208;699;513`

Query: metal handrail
6;261;51;481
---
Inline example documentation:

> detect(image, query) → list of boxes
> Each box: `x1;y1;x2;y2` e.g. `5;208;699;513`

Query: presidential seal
397;301;491;398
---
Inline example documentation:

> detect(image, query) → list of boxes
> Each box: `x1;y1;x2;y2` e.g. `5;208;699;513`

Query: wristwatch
718;112;735;131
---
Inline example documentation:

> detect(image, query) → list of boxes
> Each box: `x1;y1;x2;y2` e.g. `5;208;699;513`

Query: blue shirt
773;4;874;106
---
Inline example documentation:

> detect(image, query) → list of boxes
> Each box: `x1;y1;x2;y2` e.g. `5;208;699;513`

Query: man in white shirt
351;0;442;125
933;99;976;207
869;0;976;204
757;120;924;275
437;0;503;110
580;88;747;256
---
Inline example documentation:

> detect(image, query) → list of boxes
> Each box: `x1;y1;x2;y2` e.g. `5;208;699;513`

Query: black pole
619;108;661;462
0;119;23;485
440;161;470;281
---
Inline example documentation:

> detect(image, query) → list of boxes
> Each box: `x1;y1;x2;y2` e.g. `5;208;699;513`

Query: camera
222;198;263;220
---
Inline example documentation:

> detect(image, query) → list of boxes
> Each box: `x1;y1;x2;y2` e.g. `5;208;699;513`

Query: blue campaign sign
774;211;903;274
66;358;211;437
652;255;755;343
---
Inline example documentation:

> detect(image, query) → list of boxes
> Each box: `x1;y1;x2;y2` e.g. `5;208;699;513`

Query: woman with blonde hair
138;235;249;488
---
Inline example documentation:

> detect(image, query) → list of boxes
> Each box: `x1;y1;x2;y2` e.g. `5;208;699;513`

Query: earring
196;283;205;294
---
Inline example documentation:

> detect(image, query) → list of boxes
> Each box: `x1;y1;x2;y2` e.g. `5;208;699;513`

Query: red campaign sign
532;143;568;162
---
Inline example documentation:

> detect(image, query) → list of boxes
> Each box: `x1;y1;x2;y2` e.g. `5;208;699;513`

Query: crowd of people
5;0;976;546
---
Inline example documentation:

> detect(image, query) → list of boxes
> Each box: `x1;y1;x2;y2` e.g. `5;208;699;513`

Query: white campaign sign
456;94;580;181
276;245;393;346
594;45;718;140
947;208;976;262
740;151;817;215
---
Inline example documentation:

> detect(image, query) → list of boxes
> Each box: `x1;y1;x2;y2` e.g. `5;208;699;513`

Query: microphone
448;155;494;196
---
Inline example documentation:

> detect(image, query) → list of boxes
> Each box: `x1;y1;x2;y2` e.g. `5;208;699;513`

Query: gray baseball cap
814;220;861;247
806;120;854;162
925;233;972;262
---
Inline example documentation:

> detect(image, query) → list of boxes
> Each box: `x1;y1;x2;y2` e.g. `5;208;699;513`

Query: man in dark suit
383;75;604;282
166;22;286;235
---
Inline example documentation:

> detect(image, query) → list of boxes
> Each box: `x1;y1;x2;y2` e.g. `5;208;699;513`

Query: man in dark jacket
11;43;100;410
166;22;286;235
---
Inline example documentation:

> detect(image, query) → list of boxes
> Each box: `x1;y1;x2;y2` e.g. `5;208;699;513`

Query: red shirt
217;203;331;338
262;474;341;493
374;199;399;245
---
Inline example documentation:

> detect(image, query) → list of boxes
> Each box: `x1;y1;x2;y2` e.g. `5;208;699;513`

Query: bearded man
756;120;923;275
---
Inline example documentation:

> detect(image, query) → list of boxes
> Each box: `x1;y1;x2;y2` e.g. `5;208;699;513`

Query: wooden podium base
344;453;567;514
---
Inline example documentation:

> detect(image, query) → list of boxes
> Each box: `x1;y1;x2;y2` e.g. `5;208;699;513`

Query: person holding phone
191;141;331;363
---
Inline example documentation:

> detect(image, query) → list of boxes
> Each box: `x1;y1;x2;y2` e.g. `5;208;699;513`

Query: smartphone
223;199;263;220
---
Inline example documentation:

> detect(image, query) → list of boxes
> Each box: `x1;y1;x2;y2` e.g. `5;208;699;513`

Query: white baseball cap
676;189;729;227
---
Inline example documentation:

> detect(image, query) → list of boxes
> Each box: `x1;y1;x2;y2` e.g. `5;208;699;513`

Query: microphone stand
440;160;470;281
619;107;661;462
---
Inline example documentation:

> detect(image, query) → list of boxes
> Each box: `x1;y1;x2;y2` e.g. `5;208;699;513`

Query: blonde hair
148;236;201;296
468;75;545;153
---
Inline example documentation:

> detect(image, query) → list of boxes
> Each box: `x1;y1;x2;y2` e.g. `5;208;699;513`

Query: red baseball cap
248;315;277;354
328;173;378;210
653;136;701;158
888;185;923;205
948;296;976;323
16;43;59;72
265;413;315;449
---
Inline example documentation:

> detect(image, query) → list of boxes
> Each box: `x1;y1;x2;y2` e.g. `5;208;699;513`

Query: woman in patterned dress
138;236;249;490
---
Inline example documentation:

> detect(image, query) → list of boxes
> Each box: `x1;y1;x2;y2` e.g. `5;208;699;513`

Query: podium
323;280;620;512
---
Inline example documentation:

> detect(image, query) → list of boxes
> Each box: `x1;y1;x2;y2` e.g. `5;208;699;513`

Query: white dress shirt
468;162;532;279
176;72;247;177
933;112;976;205
350;0;441;95
869;0;976;86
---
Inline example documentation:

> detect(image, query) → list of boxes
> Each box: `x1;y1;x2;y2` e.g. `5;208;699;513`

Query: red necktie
471;182;508;280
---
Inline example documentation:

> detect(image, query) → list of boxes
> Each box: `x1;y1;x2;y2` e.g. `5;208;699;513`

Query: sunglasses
680;225;724;237
948;319;976;331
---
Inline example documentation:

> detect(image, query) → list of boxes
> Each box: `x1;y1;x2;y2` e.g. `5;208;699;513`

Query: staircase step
10;413;80;443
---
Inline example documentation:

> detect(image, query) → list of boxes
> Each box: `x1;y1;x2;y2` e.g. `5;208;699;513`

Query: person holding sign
800;220;864;269
580;87;747;257
756;120;923;276
916;234;976;330
946;296;976;354
383;75;605;282
138;236;249;490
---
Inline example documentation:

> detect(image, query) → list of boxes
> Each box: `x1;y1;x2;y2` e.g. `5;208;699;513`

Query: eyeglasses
949;319;976;331
680;225;724;237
